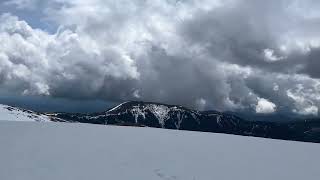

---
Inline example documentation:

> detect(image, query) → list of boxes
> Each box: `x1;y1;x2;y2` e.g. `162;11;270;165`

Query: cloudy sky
0;0;320;116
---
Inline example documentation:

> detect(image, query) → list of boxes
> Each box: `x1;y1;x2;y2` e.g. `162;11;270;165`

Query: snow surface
1;121;320;180
0;104;51;122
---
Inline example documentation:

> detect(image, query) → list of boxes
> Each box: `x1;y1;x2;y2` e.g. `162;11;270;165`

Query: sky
0;0;320;116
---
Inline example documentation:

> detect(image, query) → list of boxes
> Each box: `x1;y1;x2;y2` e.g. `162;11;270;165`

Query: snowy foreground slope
1;121;320;180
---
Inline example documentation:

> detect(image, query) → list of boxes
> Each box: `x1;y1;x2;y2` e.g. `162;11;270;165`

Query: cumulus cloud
0;0;320;116
287;84;319;116
256;98;277;114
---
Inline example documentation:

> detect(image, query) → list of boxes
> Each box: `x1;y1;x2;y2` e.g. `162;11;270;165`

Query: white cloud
256;98;276;114
263;49;285;62
0;13;139;98
293;106;318;116
287;86;319;116
1;0;320;115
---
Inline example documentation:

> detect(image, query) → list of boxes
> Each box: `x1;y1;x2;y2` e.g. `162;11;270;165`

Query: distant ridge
48;101;320;143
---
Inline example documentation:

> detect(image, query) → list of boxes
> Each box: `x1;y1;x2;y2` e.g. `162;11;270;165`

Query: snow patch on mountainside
130;105;147;123
0;104;51;122
146;104;170;127
105;102;194;127
107;101;130;112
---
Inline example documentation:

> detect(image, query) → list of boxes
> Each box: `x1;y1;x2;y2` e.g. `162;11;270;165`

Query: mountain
0;104;65;122
1;101;319;143
49;101;320;143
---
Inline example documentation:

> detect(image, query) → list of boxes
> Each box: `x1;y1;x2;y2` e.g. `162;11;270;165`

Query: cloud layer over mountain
1;0;320;115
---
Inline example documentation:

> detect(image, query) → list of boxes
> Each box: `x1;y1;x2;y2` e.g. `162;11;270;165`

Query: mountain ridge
1;101;320;143
48;101;320;143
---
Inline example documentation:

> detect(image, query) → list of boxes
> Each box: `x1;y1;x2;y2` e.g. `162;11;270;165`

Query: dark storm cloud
0;0;320;115
179;0;320;74
301;48;320;78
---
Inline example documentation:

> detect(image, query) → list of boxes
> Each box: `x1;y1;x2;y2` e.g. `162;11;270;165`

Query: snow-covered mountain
51;101;239;129
0;104;52;122
1;121;320;180
51;101;320;143
0;104;66;122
